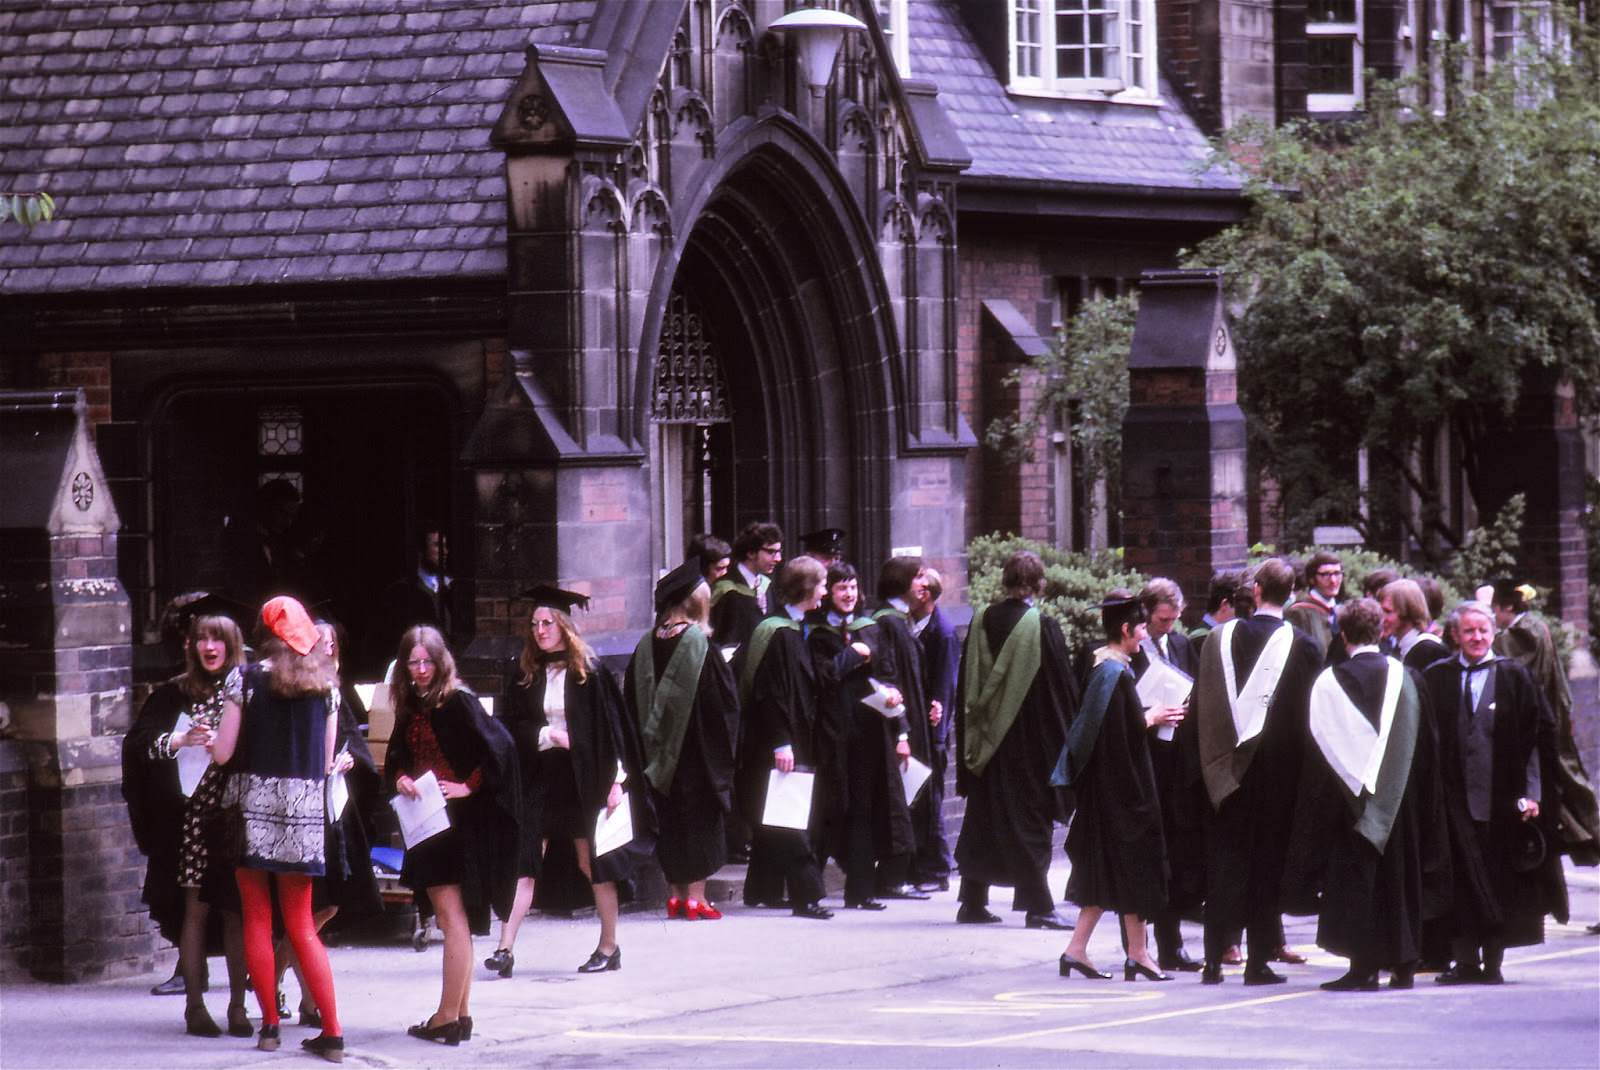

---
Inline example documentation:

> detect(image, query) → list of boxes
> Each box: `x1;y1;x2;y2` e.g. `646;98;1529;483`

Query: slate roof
0;0;595;295
907;0;1241;194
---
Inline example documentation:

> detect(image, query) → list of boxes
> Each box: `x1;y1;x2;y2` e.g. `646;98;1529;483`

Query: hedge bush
966;533;1147;654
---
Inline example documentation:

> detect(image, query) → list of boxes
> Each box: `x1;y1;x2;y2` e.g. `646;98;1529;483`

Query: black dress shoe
184;1004;222;1038
1320;968;1380;991
1124;958;1172;982
956;904;1002;924
407;1018;461;1045
1059;954;1112;980
878;884;930;900
1435;964;1482;985
1024;911;1073;931
792;901;834;920
1158;949;1204;973
1201;962;1224;985
1242;964;1288;986
843;898;889;911
227;1002;254;1038
298;1003;323;1030
301;1033;345;1063
1479;968;1504;985
1388;964;1415;989
459;1015;473;1042
258;1024;281;1052
577;947;622;973
1587;922;1600;935
484;947;514;978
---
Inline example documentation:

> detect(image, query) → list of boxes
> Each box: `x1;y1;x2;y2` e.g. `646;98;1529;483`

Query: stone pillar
0;389;145;982
1121;270;1248;603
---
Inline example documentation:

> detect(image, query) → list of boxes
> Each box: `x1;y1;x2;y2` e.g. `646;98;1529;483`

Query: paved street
3;860;1596;1069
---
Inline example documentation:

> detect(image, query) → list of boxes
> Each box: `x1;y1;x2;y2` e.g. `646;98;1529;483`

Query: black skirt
401;803;469;894
538;748;585;842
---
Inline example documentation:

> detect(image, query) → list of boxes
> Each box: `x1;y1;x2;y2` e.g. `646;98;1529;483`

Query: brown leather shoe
1221;945;1243;965
1270;945;1308;965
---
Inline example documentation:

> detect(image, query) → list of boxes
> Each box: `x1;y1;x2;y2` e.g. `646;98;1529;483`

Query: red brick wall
33;352;113;429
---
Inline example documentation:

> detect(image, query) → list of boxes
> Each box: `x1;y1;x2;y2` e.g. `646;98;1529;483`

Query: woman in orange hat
212;596;345;1062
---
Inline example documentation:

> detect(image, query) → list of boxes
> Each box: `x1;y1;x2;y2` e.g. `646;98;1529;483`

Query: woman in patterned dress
213;596;344;1061
123;600;253;1038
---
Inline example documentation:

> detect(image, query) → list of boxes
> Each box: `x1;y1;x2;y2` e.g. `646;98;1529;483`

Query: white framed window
1306;0;1364;113
876;0;911;76
1484;1;1560;65
1008;0;1160;100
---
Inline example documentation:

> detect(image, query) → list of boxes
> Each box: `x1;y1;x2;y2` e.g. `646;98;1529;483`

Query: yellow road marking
1505;945;1600;967
955;990;1316;1047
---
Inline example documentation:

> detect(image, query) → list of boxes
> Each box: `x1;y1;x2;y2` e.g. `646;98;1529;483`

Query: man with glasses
1287;551;1348;666
711;522;784;651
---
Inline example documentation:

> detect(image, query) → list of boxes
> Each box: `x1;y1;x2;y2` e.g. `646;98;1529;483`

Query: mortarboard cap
517;584;591;614
164;591;250;636
800;528;846;555
654;559;705;612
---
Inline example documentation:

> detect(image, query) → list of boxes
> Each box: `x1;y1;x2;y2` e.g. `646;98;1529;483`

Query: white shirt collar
826;610;846;628
1254;606;1284;620
910;613;931;637
1310;589;1337;610
418;566;447;593
738;562;761;589
784;602;806;622
1459;651;1498;669
1347;644;1381;658
887;596;910;614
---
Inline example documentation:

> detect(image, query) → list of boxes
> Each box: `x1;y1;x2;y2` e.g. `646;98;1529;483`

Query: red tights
236;869;340;1036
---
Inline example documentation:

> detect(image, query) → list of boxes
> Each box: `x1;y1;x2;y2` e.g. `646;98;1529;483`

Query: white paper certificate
594;793;634;856
1136;655;1193;742
326;768;349;823
762;769;815;830
170;713;212;798
390;770;450;849
900;756;933;804
860;678;900;718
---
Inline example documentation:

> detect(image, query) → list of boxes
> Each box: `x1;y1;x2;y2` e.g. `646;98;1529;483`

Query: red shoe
682;898;701;920
691;900;723;921
667;896;683;919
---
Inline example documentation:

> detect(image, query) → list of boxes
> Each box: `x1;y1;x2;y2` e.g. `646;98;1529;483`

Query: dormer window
1306;0;1364;112
1008;0;1159;100
877;0;911;76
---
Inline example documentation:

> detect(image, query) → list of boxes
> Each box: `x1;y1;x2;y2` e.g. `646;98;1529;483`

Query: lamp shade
770;8;867;93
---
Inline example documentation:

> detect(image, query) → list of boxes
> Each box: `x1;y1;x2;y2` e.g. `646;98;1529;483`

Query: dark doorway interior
155;382;451;673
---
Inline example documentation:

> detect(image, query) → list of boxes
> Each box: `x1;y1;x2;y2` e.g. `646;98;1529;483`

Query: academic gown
122;679;197;946
1286;596;1347;666
733;623;827;906
871;608;935;876
1496;615;1600;867
625;629;740;885
319;683;383;917
385;690;523;934
1423;657;1559;947
1130;633;1205;912
953;600;1076;895
1290;653;1449;967
710;585;769;652
1401;634;1449;674
917;605;961;878
807;616;916;878
501;658;655;898
1190;614;1320;953
1064;663;1169;918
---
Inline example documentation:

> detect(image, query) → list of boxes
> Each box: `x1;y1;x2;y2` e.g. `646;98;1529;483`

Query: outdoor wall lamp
770;7;868;98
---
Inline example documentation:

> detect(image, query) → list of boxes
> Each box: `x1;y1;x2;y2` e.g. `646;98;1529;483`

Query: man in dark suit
909;566;959;892
1128;578;1203;972
710;521;783;651
1190;558;1322;985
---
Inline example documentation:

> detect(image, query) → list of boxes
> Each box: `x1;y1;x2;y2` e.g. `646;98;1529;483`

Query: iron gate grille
651;292;730;424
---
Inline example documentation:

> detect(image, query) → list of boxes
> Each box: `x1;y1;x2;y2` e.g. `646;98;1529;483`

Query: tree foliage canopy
1190;28;1600;555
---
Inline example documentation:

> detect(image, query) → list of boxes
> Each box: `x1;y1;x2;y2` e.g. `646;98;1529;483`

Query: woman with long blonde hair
493;585;652;975
626;561;740;924
384;625;520;1044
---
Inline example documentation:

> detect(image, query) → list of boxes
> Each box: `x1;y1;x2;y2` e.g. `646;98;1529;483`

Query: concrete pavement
2;859;1596;1068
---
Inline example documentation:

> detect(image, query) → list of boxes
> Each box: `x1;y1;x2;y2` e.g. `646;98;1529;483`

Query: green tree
985;293;1138;536
1189;26;1600;560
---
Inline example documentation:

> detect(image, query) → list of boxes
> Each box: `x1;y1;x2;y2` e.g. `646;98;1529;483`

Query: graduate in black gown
627;560;740;921
952;550;1076;929
122;595;252;1037
709;521;783;651
494;585;654;976
1190;558;1321;985
1289;598;1449;991
1054;592;1173;981
1424;601;1559;985
807;562;916;910
867;555;935;901
910;566;960;891
1126;578;1204;972
732;555;833;919
1379;579;1449;673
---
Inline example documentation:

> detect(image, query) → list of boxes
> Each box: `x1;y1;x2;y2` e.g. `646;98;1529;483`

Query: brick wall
0;748;32;979
32;352;113;429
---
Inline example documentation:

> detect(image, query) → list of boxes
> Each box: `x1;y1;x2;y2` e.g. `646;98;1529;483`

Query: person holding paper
952;551;1076;930
1282;598;1448;991
867;556;935;902
1127;579;1204;974
732;556;833;920
1188;558;1320;985
807;562;914;911
211;596;344;1061
494;585;651;977
1054;592;1173;982
385;626;522;1045
121;594;252;1039
628;561;741;922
